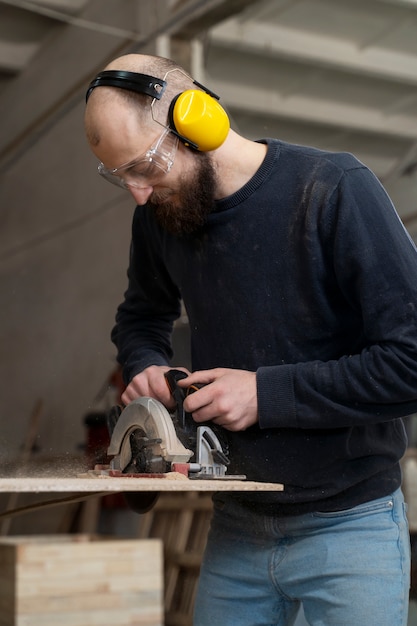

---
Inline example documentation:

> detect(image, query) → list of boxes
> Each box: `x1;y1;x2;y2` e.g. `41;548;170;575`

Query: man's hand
121;364;190;407
179;368;258;431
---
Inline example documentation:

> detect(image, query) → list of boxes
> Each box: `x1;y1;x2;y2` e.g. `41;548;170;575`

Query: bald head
84;54;194;148
104;53;179;77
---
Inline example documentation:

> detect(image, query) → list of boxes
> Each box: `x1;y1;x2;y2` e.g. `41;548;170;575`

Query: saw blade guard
107;397;193;472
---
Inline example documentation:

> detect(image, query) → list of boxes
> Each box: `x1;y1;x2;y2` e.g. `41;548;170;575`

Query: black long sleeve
111;139;417;512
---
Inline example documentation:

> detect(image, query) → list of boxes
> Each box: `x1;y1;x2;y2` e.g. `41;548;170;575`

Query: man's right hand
121;364;190;408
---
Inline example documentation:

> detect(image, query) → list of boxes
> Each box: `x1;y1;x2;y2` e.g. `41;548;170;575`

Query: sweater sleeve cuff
123;350;170;384
256;365;297;429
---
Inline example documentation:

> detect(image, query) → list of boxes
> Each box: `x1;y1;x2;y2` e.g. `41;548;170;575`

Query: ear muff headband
86;69;230;151
86;70;167;102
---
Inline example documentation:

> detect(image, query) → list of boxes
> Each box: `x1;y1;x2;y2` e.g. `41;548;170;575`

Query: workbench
0;472;283;626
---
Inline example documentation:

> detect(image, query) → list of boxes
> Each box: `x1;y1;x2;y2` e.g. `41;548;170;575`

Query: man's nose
128;185;154;205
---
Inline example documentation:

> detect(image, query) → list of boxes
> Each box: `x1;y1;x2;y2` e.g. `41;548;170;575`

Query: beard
148;150;216;235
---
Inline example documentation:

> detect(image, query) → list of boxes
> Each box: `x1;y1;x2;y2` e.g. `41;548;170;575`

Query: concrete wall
0;1;166;462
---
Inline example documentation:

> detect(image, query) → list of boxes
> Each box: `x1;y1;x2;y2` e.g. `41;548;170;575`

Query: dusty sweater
112;139;417;514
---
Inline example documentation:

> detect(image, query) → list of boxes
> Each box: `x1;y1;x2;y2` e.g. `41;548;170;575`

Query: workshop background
1;1;417;625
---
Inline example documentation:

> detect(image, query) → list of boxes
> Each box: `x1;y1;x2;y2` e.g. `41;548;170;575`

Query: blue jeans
194;489;410;626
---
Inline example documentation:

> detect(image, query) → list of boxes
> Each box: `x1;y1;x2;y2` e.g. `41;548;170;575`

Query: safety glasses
97;127;179;190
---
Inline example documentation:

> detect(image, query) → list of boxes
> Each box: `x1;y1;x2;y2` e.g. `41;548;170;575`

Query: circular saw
106;370;241;480
107;396;193;474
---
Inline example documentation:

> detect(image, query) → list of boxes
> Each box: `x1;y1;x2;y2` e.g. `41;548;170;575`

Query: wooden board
0;476;283;493
0;535;163;626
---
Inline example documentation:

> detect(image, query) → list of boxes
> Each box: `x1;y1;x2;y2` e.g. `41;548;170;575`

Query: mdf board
0;535;163;626
0;476;283;493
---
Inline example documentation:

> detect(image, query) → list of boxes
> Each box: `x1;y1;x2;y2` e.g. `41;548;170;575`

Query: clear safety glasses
97;127;179;190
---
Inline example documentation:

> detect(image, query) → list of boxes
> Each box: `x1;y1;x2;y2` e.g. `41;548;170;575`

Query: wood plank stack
0;534;163;626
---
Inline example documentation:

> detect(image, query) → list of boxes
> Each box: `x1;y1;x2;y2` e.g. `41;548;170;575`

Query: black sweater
112;139;417;514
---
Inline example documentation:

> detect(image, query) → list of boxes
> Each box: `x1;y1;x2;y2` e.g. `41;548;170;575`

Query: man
84;53;416;626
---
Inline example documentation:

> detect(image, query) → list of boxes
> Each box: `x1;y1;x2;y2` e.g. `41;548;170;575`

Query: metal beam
210;18;417;86
170;0;263;39
29;0;87;12
375;0;417;7
0;40;38;73
210;78;417;139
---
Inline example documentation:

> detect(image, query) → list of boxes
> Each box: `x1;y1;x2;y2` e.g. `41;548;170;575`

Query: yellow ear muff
170;89;230;152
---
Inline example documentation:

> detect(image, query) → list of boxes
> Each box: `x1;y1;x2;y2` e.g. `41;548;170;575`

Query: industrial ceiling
1;0;417;193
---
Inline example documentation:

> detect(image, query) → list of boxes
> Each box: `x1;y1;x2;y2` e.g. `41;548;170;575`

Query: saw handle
164;369;231;473
164;369;204;430
164;368;188;393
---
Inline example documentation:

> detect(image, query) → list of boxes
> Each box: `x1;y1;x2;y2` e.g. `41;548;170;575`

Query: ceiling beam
210;18;417;86
0;0;88;16
28;0;87;11
210;78;417;139
0;40;38;73
375;0;417;7
170;0;262;39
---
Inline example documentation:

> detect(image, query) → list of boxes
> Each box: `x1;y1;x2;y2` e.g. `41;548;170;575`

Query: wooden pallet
137;492;213;626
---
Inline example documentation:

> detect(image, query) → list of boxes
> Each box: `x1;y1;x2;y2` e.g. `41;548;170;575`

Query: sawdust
78;469;190;480
77;471;112;479
164;471;189;481
0;454;88;479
